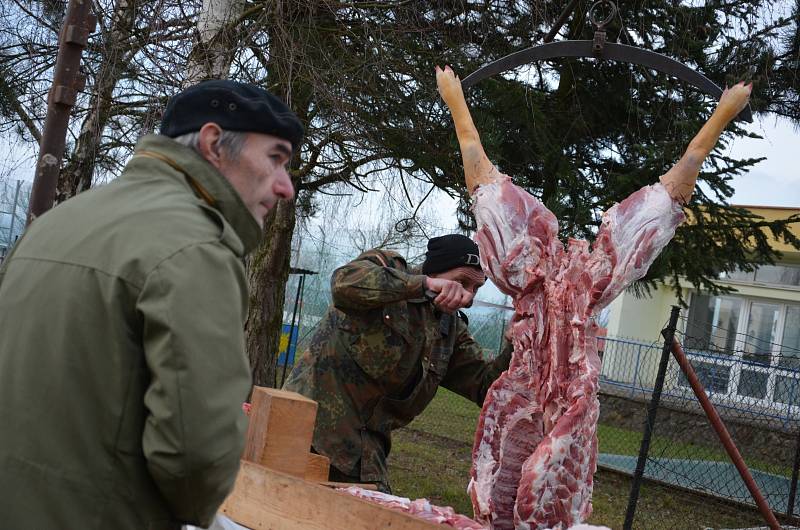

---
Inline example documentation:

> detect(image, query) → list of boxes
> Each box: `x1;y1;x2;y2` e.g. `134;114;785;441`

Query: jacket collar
132;135;262;254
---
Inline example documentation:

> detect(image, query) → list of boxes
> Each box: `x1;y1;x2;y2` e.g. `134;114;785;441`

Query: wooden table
222;387;442;530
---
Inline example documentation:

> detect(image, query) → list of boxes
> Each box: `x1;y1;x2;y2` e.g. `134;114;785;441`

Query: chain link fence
599;309;800;529
0;177;30;262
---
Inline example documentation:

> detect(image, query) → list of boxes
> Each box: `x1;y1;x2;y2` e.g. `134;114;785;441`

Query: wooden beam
243;387;318;477
222;461;442;530
304;452;330;482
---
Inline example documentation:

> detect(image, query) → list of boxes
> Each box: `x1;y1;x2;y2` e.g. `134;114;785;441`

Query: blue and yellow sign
277;323;298;366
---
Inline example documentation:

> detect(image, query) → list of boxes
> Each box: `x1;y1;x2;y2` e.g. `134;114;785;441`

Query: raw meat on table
469;176;684;530
339;487;488;529
338;487;611;530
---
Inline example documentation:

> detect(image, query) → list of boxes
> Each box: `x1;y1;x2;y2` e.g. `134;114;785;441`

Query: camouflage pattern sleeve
440;318;513;406
331;249;427;310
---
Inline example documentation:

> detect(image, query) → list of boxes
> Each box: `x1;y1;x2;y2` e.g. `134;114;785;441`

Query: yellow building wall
602;287;677;387
735;205;800;259
606;288;676;343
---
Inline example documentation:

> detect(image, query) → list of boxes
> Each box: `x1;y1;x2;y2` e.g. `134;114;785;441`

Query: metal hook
589;1;617;56
589;0;617;29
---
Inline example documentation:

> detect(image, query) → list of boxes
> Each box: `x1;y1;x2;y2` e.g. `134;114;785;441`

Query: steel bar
670;337;781;530
623;306;680;530
27;0;96;224
461;41;753;122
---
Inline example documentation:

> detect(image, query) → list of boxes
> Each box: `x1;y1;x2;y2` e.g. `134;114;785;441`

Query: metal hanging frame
461;1;753;122
277;267;318;388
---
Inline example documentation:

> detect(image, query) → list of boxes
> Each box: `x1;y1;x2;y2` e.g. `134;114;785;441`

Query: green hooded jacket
0;135;262;530
283;249;512;491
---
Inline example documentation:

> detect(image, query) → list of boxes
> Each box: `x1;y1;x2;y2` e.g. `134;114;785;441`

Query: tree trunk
245;199;297;388
183;0;244;86
243;0;314;389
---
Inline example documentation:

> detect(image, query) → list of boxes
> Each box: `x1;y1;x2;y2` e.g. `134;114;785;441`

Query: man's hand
425;276;474;313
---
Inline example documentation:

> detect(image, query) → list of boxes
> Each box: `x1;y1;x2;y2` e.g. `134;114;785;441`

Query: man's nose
275;170;295;201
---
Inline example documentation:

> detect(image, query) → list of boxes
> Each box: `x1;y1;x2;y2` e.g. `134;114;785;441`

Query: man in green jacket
0;80;302;529
284;235;512;493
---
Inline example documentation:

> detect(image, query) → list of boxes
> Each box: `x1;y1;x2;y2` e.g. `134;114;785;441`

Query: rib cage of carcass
469;176;684;530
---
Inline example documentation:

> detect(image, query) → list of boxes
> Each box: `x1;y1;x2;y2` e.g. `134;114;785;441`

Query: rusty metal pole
26;0;96;225
670;338;782;530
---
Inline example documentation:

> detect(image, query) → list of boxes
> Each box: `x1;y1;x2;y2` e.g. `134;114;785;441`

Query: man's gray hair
171;129;248;158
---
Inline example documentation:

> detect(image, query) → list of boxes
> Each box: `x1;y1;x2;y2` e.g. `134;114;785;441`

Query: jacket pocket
343;325;406;382
336;310;405;382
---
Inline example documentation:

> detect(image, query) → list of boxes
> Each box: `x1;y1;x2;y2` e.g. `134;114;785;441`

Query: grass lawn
388;388;771;529
598;422;790;477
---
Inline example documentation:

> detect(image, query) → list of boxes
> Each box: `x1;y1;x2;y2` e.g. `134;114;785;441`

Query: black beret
160;79;304;150
422;234;481;275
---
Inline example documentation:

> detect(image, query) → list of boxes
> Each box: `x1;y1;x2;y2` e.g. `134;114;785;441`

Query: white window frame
680;292;800;417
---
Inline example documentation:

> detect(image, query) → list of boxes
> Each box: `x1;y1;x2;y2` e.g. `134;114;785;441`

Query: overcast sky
717;116;799;207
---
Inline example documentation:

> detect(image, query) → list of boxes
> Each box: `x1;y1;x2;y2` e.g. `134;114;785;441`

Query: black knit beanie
422;234;481;275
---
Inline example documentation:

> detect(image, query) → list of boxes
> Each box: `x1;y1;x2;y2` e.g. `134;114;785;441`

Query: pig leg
436;65;502;194
660;82;753;203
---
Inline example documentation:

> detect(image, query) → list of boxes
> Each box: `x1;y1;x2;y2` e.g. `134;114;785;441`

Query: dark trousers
312;447;391;493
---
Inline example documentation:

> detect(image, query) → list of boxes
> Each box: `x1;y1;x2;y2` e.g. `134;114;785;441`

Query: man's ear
197;122;224;169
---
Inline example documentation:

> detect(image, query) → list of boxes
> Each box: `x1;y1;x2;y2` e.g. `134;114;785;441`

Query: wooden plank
243;387;318;477
304;452;330;482
222;461;443;530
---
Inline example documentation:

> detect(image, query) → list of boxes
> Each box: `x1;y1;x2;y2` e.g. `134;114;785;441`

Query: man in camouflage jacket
284;234;512;492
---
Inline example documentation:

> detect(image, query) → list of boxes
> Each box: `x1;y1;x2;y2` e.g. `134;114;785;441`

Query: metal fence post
789;429;800;517
631;343;643;397
7;180;22;246
278;274;304;388
788;375;800;517
622;305;680;530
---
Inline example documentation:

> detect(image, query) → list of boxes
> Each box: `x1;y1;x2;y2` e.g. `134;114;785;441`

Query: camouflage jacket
283;249;512;488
